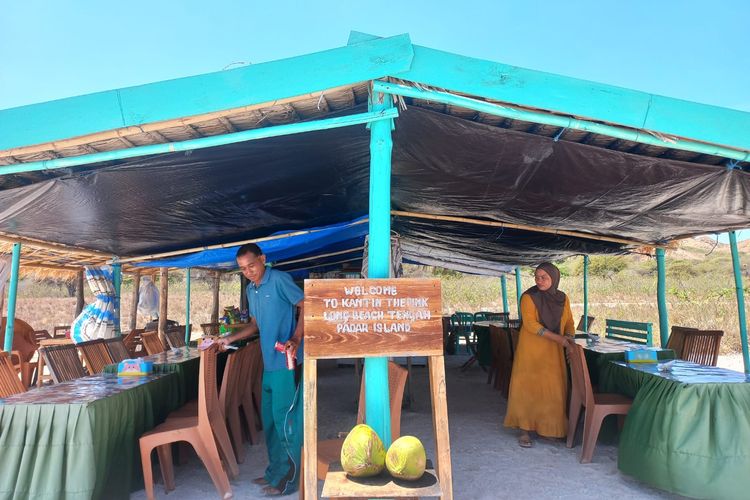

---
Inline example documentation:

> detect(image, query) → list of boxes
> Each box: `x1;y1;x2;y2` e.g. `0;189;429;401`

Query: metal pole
3;243;21;352
158;268;168;343
656;248;669;347
365;88;394;448
211;272;220;324
583;255;589;331
112;263;122;336
729;231;750;373
185;268;191;343
240;275;249;312
515;266;522;319
500;275;509;314
75;269;85;316
129;271;141;332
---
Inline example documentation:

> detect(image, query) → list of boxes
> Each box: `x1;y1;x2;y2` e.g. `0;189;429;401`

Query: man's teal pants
261;368;303;494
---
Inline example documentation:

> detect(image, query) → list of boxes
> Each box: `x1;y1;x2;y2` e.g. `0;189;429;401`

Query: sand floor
131;354;687;499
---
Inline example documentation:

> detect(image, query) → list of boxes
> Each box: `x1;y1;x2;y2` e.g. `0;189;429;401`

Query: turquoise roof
2;31;749;155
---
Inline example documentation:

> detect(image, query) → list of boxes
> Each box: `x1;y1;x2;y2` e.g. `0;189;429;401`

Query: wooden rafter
0;83;366;159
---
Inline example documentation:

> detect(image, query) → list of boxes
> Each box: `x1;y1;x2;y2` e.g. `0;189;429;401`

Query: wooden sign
304;278;442;359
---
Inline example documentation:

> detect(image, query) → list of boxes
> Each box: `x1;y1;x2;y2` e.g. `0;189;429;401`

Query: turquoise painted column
3;243;21;352
515;267;522;319
185;268;192;343
365;89;394;447
656;248;669;347
500;275;509;314
729;232;750;373
583;255;590;331
112;263;122;336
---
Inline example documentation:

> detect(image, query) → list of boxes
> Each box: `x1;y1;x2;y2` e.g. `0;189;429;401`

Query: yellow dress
503;293;575;438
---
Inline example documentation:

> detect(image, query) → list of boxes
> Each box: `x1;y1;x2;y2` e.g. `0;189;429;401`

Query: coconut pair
340;424;427;481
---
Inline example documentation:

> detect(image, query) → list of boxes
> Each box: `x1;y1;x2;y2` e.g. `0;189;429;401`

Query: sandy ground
131;354;688;499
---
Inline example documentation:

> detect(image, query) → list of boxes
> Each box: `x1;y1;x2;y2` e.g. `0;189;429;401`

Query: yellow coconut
385;436;426;481
340;424;386;477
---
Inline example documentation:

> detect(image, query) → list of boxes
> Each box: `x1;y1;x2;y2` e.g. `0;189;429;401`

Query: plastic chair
0;351;26;397
489;325;514;398
76;339;114;375
566;343;632;463
167;347;244;471
33;329;51;344
201;323;221;336
52;325;70;339
486;312;510;325
39;343;86;384
139;345;234;499
103;337;131;363
665;325;698;358
453;312;475;353
35;338;74;387
141;331;166;355
123;328;147;357
605;319;653;346
165;327;188;349
238;341;263;445
681;330;723;366
576;315;596;332
299;361;408;499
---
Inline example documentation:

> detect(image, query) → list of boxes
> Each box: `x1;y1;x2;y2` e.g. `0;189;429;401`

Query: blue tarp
135;217;369;270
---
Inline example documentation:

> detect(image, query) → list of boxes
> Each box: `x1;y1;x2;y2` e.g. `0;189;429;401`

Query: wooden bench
605;319;653;346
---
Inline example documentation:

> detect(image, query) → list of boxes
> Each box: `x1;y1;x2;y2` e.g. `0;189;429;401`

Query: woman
504;262;575;448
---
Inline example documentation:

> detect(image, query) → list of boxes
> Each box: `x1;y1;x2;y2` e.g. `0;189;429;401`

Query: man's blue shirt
246;267;304;371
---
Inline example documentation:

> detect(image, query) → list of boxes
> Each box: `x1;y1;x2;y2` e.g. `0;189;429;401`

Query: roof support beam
0;107;398;176
373;80;750;162
391;209;657;248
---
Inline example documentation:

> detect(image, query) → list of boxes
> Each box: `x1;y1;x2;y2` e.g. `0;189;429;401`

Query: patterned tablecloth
0;372;183;499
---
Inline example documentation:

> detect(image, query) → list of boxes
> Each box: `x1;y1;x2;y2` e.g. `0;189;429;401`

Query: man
218;243;304;496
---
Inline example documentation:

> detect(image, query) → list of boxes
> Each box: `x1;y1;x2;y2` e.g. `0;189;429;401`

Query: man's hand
284;337;300;359
216;336;233;351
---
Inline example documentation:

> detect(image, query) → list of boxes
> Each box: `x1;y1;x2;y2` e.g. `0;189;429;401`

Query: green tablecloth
473;321;509;367
104;346;201;402
0;373;182;500
600;360;750;500
577;338;675;386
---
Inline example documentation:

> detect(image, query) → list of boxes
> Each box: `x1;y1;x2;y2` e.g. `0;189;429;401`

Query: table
104;346;202;402
600;360;750;499
0;373;182;499
576;337;674;386
471;321;517;370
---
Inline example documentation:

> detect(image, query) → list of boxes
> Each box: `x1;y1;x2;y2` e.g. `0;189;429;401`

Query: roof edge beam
1;108;399;175
374;80;750;162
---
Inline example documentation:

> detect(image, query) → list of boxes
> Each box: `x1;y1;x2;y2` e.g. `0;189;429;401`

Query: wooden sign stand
302;278;453;500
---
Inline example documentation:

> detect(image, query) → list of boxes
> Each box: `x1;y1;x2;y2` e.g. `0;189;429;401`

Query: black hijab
524;262;567;332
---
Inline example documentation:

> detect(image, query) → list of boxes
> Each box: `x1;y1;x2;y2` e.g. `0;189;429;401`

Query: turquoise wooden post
365;89;393;447
729;231;750;374
3;243;21;352
185;268;192;343
515;267;522;319
583;255;589;331
500;275;509;315
656;248;669;347
112;263;122;336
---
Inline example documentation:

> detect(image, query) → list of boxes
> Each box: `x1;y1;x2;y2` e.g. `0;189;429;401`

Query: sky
0;0;748;240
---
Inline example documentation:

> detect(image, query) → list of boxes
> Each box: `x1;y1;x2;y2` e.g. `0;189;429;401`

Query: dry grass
9;260;750;355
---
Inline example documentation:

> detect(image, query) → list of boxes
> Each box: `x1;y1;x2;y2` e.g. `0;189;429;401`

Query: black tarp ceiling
0;105;747;266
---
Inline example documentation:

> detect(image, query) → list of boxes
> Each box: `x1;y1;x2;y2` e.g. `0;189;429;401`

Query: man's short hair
236;243;263;259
